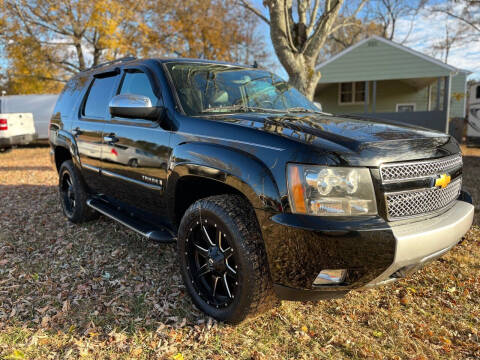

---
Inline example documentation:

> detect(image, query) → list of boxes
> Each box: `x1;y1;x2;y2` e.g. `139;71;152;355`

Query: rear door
100;68;171;219
72;71;120;193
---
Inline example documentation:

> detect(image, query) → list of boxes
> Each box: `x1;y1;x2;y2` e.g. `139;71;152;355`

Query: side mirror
314;102;323;112
109;94;162;120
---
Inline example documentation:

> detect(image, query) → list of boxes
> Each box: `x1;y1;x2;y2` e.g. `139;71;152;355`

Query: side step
86;198;176;243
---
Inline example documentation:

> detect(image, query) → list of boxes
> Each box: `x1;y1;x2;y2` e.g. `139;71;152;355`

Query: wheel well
54;146;72;172
174;176;249;225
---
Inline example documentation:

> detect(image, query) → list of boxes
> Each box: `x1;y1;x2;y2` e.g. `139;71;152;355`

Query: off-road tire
177;194;278;324
58;160;98;223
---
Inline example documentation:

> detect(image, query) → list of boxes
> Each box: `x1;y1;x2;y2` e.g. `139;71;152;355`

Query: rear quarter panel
0;113;35;139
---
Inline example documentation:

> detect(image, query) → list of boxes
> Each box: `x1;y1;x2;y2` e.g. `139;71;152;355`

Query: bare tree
433;0;480;37
363;0;428;42
430;1;480;63
239;0;367;99
320;17;384;61
432;22;468;63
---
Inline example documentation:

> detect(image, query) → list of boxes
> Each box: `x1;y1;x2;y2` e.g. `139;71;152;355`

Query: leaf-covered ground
0;147;479;360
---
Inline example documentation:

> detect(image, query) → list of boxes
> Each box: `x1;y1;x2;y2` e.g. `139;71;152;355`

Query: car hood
206;112;459;166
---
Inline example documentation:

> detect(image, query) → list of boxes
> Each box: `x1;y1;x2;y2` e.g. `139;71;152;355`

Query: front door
72;72;120;193
100;69;171;220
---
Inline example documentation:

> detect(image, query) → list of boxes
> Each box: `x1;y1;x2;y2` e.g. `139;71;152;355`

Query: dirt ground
0;146;479;359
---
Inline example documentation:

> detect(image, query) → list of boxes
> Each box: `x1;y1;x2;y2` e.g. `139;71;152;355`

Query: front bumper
363;200;474;288
257;200;473;301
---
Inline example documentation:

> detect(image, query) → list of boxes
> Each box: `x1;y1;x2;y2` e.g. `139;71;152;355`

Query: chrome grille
385;177;462;220
380;154;462;183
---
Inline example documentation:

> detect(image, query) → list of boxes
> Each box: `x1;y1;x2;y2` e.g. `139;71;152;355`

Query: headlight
287;164;377;216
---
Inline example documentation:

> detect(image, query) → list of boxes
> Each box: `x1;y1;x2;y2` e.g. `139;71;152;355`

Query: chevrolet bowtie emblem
435;173;451;188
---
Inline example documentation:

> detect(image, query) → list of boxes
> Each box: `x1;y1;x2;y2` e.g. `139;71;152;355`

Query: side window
119;71;158;105
55;76;89;116
83;75;118;118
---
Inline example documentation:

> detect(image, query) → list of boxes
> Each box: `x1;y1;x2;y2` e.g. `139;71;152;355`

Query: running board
86;198;176;243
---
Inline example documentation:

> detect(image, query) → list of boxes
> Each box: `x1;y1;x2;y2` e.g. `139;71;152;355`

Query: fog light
313;269;347;285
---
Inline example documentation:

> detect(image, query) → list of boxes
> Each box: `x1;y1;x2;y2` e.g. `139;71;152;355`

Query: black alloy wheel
60;171;76;217
178;194;277;323
185;218;238;308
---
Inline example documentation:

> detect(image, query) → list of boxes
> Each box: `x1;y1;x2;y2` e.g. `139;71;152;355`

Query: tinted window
476;85;480;99
54;76;89;115
120;72;158;105
83;75;118;118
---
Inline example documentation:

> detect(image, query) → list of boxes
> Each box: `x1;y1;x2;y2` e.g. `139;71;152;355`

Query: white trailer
466;82;480;147
0;94;59;141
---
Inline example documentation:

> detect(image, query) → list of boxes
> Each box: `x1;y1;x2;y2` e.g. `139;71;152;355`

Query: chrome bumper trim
363;200;474;288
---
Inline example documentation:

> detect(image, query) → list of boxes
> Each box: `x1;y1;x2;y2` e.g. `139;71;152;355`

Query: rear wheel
128;158;138;167
177;194;277;323
59;160;98;223
0;146;12;153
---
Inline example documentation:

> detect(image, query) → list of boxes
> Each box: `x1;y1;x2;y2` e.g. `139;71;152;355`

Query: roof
316;35;471;83
80;57;253;76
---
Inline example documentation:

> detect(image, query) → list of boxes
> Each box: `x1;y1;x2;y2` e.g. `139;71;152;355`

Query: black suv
49;57;474;323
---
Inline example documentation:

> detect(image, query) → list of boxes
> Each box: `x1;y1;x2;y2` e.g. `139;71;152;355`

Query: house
315;35;470;135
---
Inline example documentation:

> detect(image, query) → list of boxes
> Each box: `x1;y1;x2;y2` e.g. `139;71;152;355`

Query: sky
251;0;480;81
396;6;480;79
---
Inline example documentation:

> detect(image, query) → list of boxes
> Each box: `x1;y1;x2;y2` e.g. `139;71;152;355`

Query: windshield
165;62;319;116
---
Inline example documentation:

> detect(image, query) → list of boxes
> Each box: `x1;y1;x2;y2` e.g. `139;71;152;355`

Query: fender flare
166;142;282;212
52;129;81;170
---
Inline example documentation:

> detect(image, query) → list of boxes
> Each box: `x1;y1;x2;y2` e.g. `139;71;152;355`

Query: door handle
72;127;81;136
104;134;118;143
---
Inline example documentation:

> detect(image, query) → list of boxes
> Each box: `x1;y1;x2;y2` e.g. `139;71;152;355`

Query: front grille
380;154;462;183
385;177;462;220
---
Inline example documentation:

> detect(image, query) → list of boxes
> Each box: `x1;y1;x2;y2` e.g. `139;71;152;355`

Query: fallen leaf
400;296;409;305
439;336;452;345
6;349;25;359
62;300;70;313
131;346;143;357
41;315;50;327
37;305;49;314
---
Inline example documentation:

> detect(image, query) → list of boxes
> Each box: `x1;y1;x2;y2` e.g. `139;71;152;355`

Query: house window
339;82;366;104
396;103;416;112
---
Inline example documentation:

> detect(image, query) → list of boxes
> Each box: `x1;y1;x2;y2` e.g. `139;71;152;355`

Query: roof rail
87;56;137;71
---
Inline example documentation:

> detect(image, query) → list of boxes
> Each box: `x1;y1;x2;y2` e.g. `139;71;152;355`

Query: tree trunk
276;51;321;100
74;39;86;71
286;58;321;100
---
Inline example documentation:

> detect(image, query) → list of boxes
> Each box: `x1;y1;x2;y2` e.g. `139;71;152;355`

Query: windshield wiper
245;106;286;113
201;104;249;113
287;107;321;114
202;105;286;114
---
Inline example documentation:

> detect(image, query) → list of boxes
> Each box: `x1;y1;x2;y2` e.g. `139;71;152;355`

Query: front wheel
177;194;277;323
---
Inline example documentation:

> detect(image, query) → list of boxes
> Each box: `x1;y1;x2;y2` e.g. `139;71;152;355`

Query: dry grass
0;147;479;360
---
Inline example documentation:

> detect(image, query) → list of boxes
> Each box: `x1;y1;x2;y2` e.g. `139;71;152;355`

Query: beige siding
316;80;430;114
318;39;451;83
